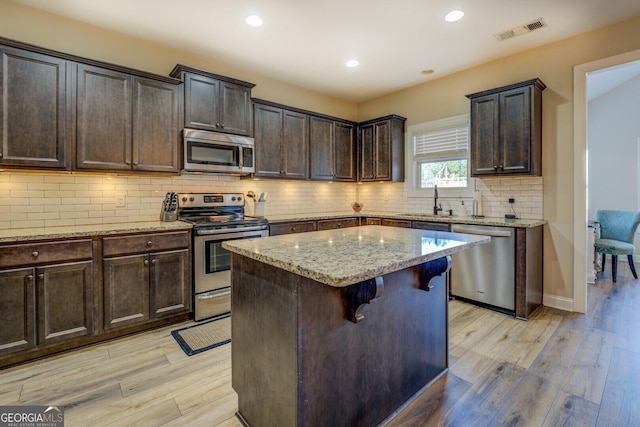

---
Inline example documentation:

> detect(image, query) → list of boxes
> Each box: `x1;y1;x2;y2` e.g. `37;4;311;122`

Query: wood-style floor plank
0;270;638;426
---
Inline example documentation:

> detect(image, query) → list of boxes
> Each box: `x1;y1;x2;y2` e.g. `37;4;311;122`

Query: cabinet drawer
412;221;451;232
317;218;358;230
363;218;382;225
102;231;189;257
269;221;317;236
381;219;412;228
0;240;93;268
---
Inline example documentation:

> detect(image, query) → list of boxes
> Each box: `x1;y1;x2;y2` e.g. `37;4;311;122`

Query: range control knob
189;197;195;202
237;196;242;202
231;196;237;201
182;197;188;202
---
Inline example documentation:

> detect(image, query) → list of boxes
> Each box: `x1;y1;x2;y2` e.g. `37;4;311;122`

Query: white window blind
413;125;469;160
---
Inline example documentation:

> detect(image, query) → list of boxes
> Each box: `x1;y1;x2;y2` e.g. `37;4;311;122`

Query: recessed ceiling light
445;10;464;22
245;15;263;27
346;59;359;68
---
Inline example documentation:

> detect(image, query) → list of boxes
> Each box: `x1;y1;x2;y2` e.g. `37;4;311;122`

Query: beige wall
0;1;358;120
2;1;640;306
359;17;640;303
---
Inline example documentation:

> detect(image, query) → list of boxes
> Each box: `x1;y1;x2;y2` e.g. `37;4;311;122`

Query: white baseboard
543;293;575;312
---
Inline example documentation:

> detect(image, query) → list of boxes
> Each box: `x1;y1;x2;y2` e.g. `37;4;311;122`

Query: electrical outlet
115;193;126;208
508;197;515;204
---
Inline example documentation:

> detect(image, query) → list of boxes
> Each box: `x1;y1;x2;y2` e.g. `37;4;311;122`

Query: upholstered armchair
594;210;640;282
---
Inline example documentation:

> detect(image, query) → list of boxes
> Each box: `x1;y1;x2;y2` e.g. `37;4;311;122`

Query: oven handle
195;225;268;236
197;288;231;300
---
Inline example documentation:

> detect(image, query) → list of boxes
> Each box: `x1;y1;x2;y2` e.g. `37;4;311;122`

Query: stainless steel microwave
183;128;255;174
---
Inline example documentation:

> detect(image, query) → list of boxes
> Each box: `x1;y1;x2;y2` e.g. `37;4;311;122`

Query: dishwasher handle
452;224;513;238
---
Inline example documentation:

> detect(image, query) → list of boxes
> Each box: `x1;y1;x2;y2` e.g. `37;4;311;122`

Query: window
406;114;472;197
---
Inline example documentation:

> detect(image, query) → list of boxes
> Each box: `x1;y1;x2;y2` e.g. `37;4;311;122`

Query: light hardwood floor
1;265;639;426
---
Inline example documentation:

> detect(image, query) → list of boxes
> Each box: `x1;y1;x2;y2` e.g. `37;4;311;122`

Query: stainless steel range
178;192;269;321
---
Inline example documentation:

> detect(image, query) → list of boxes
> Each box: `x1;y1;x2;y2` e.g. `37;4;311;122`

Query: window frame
405;114;474;199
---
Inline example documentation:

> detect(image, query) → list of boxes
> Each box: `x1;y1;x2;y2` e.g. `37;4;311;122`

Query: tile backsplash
0;172;542;230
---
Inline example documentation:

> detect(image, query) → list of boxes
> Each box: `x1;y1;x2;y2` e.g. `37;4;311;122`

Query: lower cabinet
0;229;192;368
0;240;94;356
102;232;191;330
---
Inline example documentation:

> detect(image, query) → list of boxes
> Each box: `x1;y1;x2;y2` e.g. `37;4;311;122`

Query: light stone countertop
223;225;490;288
266;211;546;228
0;220;193;243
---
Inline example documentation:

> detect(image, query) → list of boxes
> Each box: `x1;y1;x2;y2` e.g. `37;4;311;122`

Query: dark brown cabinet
253;101;309;179
0;46;70;169
171;65;254;136
412;221;451;231
0;240;94;355
309;117;356;181
76;65;181;173
358;115;406;182
269;221;317;236
102;231;191;330
466;79;545;176
316;218;358;230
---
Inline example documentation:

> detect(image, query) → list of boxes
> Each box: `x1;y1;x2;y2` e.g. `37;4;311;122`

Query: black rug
171;314;231;356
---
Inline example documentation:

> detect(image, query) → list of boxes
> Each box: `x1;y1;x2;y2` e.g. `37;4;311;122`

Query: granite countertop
266;211;546;228
0;220;193;243
223;225;490;288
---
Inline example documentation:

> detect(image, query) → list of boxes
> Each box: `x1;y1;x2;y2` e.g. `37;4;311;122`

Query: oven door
193;229;267;294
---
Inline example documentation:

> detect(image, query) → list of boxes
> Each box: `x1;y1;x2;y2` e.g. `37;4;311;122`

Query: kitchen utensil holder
254;201;265;217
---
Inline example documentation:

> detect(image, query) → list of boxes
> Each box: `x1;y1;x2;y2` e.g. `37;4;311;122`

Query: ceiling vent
494;18;547;41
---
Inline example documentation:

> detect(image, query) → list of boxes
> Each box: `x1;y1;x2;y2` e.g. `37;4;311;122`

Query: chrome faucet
433;185;442;215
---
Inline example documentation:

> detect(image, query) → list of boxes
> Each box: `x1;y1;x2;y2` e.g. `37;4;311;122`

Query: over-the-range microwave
183;128;255;175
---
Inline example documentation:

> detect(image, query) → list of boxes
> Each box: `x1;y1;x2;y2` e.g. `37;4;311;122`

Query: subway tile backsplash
0;172;543;230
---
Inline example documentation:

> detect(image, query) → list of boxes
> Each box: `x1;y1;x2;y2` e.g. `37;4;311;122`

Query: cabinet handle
220;123;225;128
144;259;149;266
26;274;34;282
146;241;153;246
499;164;504;170
493;165;498;171
31;251;39;257
0;152;3;158
216;123;221;128
38;273;44;280
151;259;156;265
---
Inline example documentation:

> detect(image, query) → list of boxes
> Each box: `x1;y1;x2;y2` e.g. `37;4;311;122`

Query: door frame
573;48;640;313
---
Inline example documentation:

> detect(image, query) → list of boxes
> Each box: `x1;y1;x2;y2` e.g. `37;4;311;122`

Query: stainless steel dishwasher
450;223;515;312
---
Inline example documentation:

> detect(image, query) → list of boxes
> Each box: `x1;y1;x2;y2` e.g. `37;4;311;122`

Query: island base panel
231;255;449;427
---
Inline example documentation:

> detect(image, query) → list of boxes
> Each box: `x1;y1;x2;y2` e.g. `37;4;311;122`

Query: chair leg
628;255;638;279
612;254;618;282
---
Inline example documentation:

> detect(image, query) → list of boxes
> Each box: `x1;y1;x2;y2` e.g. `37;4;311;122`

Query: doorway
573;48;640;313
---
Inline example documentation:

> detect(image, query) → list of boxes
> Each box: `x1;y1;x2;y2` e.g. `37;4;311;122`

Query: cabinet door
149;249;191;318
103;254;149;329
500;87;532;174
76;64;132;170
269;221;317;236
359;124;375;181
469;94;500;176
282;110;309;179
132;78;180;173
334;122;355;181
183;73;219;131
373;120;391;180
0;268;35;354
0;47;69;169
219;82;252;136
36;261;93;345
309;116;334;180
254;103;284;178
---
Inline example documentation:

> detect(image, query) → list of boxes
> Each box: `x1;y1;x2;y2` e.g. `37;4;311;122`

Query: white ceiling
10;0;640;102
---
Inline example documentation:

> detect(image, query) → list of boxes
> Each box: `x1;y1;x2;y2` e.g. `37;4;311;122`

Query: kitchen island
223;225;489;427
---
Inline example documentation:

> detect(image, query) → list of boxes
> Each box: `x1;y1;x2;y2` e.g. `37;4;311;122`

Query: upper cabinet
0;46;71;169
170;64;254;136
0;37;182;175
309;116;356;181
76;65;181;173
466;78;545;177
253;100;309;179
358;115;406;182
